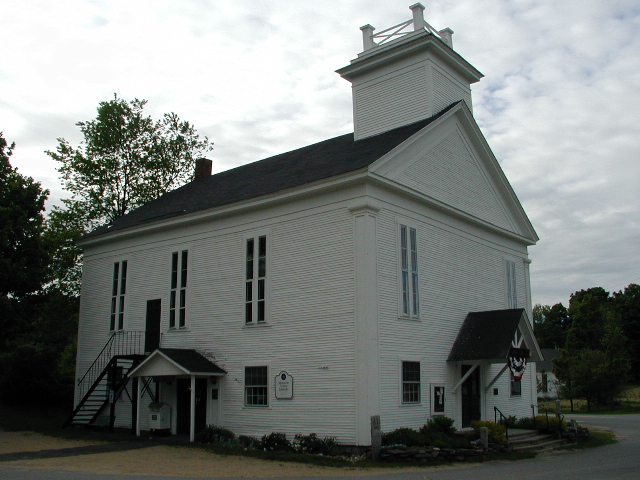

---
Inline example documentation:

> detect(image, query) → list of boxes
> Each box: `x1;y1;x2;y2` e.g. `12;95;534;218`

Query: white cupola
336;3;483;140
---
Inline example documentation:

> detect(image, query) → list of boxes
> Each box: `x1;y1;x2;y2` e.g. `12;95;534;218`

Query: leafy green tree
0;133;50;298
612;284;640;380
566;287;611;350
0;291;79;406
534;303;570;349
554;323;630;412
46;95;213;295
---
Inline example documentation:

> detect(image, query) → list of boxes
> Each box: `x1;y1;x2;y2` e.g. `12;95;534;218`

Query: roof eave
77;169;370;248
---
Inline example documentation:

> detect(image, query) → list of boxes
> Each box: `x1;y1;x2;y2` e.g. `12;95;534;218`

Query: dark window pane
169;309;176;329
257;301;265;322
258;279;265;300
245;303;252;323
402;272;409;314
179;306;186;328
110;298;116;331
181;251;188;287
403;362;420;382
112;263;120;296
246;239;254;280
171;252;178;289
120;261;128;294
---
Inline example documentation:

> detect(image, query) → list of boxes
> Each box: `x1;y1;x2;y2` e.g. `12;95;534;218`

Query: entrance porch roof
128;348;226;378
447;309;543;363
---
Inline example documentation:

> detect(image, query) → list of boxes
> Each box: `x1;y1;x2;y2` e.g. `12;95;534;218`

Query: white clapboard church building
67;4;543;446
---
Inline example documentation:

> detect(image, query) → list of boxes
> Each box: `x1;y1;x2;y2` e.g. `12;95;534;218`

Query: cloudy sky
3;0;639;307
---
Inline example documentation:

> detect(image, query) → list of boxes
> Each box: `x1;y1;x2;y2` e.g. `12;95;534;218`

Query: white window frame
506;259;518;309
110;260;128;331
169;249;189;329
244;365;269;407
398;222;420;318
245;232;269;325
400;360;421;404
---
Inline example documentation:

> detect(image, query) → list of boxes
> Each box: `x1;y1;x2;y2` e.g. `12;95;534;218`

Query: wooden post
131;377;139;434
135;377;142;437
190;376;196;442
371;415;381;461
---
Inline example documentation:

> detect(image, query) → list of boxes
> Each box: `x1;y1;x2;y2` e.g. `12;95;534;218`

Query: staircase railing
76;330;145;401
494;406;509;441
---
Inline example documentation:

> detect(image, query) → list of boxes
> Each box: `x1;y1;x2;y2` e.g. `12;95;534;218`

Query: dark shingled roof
448;309;528;362
158;348;226;374
84;102;460;239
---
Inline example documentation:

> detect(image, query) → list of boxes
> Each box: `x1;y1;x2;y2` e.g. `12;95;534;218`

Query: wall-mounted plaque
275;371;293;399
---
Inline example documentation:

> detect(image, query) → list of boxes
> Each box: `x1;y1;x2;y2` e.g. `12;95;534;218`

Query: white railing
361;3;453;51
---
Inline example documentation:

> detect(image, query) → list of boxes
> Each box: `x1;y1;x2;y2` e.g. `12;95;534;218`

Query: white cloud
2;0;639;306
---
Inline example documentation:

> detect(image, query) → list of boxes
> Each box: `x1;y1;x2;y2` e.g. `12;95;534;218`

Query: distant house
537;348;560;399
67;4;543;446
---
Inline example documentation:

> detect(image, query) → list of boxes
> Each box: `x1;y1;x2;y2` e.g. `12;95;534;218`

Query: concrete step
509;433;554;446
507;428;538;439
511;438;565;453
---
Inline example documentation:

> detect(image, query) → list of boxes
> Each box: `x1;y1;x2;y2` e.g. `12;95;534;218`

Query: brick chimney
194;158;212;180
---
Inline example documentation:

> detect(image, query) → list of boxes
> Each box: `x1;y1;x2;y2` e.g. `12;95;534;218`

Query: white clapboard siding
432;67;472;113
77;202;361;442
354;66;429;140
374;199;532;431
394;129;516;232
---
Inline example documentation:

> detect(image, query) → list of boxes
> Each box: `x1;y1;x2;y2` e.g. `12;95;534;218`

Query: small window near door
510;372;522;397
245;366;268;406
402;361;421;403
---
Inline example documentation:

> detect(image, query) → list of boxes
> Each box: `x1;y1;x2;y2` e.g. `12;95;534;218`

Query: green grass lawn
0;404;141;443
539;385;640;414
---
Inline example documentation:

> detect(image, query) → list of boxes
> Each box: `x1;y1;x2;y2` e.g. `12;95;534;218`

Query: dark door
145;299;162;353
461;365;481;428
176;378;208;436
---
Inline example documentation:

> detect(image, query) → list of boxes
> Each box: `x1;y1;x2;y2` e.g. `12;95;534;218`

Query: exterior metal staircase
63;331;147;429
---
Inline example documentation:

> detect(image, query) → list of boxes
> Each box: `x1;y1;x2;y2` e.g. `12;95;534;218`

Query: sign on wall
275;371;293;399
433;385;445;414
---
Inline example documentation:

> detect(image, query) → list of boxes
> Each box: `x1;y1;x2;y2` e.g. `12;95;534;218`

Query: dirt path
0;430;457;477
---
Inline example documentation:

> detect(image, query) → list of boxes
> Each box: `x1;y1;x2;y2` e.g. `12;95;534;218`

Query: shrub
533;415;566;434
420;416;456;437
195;425;235;444
471;421;507;444
292;433;340;455
238;435;260;449
261;432;292;451
381;427;425;447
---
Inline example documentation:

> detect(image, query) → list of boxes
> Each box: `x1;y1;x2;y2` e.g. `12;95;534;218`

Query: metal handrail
76;330;145;400
494;406;509;441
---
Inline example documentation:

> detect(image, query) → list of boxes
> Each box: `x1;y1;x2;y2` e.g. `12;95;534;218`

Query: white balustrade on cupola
360;3;454;52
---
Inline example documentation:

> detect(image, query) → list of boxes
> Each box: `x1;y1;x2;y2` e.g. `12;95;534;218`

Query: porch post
135;376;142;437
190;375;196;442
